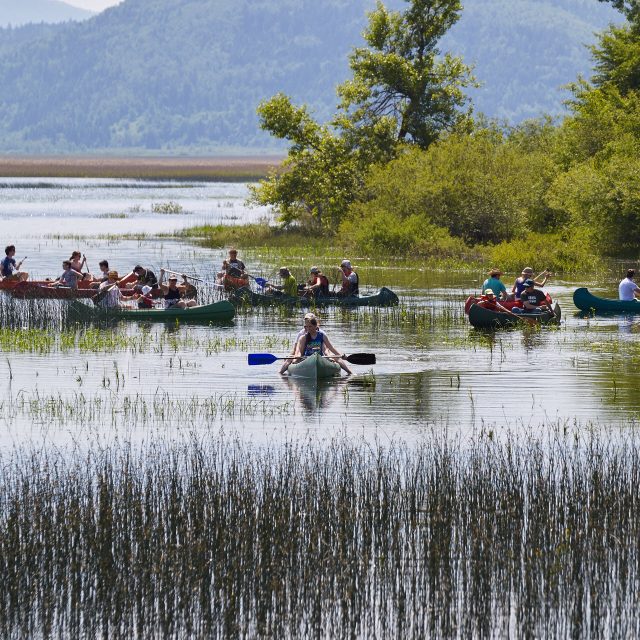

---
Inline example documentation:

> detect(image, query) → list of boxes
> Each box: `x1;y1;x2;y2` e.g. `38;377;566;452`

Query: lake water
0;177;637;451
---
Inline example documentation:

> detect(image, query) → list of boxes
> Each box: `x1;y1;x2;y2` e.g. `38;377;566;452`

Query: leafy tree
252;0;473;230
336;0;475;149
598;0;640;26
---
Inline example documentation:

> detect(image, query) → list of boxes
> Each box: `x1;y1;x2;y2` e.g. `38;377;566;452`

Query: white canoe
288;353;341;381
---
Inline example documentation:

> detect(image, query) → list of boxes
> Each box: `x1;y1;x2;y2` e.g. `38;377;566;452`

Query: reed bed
0;430;638;638
0;326;289;355
0;391;293;425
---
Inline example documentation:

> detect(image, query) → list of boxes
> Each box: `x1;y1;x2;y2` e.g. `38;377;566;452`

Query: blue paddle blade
248;353;279;365
254;277;268;288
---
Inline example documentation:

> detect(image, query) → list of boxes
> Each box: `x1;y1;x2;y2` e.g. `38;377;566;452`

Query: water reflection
283;376;347;413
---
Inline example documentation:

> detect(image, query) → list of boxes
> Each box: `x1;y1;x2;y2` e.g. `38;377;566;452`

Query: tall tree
598;0;640;27
251;0;473;230
337;0;475;149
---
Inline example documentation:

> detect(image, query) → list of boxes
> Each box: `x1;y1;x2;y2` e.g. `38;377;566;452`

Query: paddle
163;267;224;289
247;274;268;288
248;352;376;366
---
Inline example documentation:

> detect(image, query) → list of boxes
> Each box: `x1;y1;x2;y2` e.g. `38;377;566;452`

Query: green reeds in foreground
0;431;639;638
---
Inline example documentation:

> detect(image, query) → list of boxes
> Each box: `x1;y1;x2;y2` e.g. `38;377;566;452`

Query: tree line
251;0;640;266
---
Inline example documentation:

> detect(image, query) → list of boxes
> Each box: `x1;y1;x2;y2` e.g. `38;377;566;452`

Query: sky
63;0;121;11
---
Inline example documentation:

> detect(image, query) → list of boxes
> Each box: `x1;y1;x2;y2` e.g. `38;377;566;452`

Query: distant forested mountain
0;0;620;152
0;0;94;28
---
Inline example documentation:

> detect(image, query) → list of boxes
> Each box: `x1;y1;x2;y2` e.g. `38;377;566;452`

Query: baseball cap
340;260;352;269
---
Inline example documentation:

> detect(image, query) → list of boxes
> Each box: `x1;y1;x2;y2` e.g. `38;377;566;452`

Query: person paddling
514;279;554;313
267;267;298;297
280;316;352;375
52;260;83;289
477;289;517;316
512;267;551;299
304;267;330;298
158;269;197;309
619;269;640;301
1;245;28;282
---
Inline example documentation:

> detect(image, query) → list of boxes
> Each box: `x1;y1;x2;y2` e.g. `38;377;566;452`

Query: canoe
573;287;640;313
230;286;399;308
68;300;235;322
468;302;561;329
219;274;250;291
287;353;341;381
464;294;553;314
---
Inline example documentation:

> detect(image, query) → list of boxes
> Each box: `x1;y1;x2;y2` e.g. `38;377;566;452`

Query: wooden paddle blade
248;353;279;366
344;353;376;365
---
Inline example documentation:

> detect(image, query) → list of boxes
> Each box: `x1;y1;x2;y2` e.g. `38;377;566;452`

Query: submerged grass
0;430;639;638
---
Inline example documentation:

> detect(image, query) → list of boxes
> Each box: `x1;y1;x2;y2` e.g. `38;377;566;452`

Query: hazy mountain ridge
0;0;620;152
0;0;94;28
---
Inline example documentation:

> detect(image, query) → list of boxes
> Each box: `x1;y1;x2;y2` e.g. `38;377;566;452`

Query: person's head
62;260;71;270
70;251;81;260
303;312;317;330
168;275;178;287
627;269;636;280
523;279;535;289
133;265;144;275
279;267;290;278
5;245;15;257
307;316;319;331
340;259;352;272
521;267;534;277
310;266;320;275
229;248;238;258
488;268;502;278
108;270;119;281
99;260;109;272
484;289;495;299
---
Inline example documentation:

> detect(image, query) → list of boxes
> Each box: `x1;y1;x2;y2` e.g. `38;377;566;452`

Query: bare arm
322;335;343;358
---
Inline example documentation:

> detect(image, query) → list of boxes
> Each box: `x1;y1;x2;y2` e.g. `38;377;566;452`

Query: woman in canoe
158;270;198;309
511;267;551;299
280;316;352;375
69;252;91;280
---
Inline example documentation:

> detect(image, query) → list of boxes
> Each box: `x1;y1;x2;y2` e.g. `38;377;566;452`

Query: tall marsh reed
0;431;638;638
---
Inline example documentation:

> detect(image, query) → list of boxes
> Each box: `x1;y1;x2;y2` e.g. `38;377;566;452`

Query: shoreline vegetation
0;155;282;181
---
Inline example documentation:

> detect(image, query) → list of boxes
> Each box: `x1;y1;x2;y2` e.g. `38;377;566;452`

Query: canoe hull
231;286;399;308
69;300;235;322
288;353;341;380
573;287;640;313
468;303;561;329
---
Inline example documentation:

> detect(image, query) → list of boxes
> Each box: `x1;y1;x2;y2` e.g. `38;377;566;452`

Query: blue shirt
303;330;325;356
482;277;506;298
1;256;16;277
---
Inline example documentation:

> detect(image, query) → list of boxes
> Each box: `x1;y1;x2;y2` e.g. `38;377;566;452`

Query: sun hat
340;259;352;269
168;275;178;281
310;266;320;273
488;268;502;276
279;266;289;275
484;289;495;296
108;270;119;279
521;267;534;275
523;279;535;287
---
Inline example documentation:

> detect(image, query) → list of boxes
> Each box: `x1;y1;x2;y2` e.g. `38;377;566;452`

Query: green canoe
468;302;561;329
287;353;342;381
573;287;640;313
230;286;399;308
69;300;235;322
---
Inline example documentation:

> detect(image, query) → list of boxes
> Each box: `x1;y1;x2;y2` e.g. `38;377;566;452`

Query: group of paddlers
217;248;360;298
477;267;554;314
0;245;198;310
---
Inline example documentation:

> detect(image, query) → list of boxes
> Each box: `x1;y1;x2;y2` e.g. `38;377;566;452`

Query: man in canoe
337;259;359;297
132;265;158;292
619;269;640;301
95;271;138;308
217;248;246;278
267;267;299;297
52;260;84;289
482;268;507;300
515;279;554;313
280;315;352;375
1;245;28;282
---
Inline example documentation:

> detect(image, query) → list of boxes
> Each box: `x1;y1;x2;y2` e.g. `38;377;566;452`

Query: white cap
340;259;352;269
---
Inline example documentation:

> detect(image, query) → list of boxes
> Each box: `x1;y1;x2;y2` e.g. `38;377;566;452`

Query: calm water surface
0;178;637;449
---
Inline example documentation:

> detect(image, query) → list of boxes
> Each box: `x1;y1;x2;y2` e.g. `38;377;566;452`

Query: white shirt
619;277;639;301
